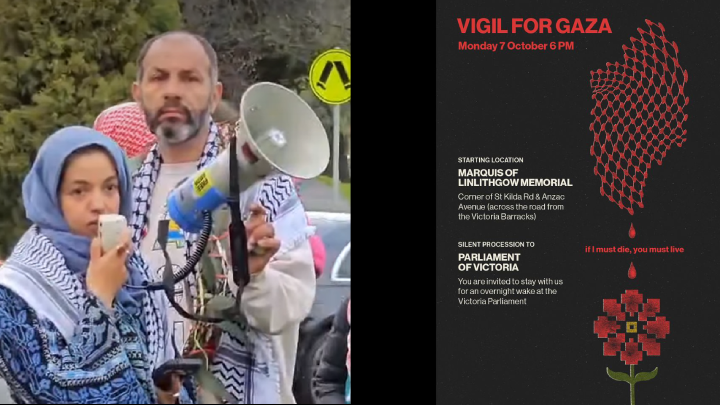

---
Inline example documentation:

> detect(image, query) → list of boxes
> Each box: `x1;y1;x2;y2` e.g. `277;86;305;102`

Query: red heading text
457;18;612;34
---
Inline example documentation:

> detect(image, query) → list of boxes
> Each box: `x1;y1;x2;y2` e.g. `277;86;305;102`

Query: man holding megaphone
97;31;326;404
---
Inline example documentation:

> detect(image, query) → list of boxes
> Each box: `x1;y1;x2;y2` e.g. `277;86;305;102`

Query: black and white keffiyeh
129;121;310;403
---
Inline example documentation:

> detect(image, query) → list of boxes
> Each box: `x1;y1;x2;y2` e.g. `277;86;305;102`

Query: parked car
293;211;350;404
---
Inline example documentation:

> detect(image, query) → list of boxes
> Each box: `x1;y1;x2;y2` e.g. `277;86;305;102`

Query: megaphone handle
227;135;251;289
228;221;251;287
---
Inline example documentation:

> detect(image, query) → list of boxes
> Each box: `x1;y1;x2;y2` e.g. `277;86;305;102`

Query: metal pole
333;103;341;203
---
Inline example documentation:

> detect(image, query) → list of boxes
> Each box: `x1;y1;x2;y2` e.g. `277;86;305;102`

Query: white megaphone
167;82;330;233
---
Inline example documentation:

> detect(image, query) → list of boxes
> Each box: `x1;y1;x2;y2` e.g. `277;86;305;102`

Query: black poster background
436;2;720;404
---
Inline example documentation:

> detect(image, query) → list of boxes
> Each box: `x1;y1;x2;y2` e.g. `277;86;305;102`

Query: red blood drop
629;223;636;239
628;262;637;279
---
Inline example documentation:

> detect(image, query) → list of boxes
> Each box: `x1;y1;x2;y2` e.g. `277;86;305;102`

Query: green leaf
209;242;227;276
196;368;235;404
212;207;231;236
606;367;632;383
205;295;236;314
200;251;218;294
633;367;659;382
217;238;231;265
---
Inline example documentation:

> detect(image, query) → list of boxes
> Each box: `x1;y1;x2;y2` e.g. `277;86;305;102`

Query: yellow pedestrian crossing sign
309;49;351;105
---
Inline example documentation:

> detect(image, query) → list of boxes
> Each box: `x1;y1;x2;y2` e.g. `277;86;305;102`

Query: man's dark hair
136;30;218;82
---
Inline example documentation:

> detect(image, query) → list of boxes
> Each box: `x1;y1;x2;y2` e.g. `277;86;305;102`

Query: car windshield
309;215;350;276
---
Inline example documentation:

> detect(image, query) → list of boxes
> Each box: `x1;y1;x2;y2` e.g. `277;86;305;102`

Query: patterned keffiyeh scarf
0;227;170;401
129;121;308;403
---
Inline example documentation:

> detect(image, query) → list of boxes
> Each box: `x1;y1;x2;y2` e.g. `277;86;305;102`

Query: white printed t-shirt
139;161;198;353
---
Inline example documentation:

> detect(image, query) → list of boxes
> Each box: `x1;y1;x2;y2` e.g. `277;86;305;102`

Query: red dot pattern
590;19;689;215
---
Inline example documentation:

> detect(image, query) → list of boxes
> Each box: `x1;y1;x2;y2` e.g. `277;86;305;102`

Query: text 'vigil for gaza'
457;18;612;35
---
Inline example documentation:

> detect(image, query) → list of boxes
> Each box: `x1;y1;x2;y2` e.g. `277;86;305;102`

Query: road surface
297;179;350;213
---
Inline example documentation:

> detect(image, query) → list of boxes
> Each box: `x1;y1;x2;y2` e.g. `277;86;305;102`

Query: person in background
94;101;156;158
96;30;317;404
312;297;351;404
0;126;191;404
96;101;327;280
293;178;327;278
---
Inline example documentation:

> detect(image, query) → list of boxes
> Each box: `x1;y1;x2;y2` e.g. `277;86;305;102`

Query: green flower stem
607;364;658;404
630;365;635;405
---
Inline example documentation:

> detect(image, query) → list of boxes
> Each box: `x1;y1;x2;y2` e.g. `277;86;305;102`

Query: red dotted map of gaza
590;19;689;216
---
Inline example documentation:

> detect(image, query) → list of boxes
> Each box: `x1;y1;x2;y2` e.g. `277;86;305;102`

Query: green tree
180;0;351;180
180;0;350;101
298;88;351;180
0;0;182;255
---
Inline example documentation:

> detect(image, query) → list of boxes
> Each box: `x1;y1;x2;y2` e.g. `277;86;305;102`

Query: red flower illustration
593;289;671;405
594;290;670;365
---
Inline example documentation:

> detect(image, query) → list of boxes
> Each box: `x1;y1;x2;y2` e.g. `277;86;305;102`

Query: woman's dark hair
58;144;117;191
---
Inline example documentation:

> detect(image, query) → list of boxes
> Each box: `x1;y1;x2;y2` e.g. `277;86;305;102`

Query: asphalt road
297;179;350;212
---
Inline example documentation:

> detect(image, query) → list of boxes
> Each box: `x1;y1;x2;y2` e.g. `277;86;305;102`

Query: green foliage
0;0;351;255
181;0;350;101
0;0;182;255
180;0;352;181
298;87;351;137
298;86;351;179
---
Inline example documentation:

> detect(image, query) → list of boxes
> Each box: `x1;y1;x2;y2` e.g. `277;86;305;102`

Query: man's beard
146;104;208;145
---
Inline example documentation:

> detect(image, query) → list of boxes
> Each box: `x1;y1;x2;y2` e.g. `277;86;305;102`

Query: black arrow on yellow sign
316;60;351;90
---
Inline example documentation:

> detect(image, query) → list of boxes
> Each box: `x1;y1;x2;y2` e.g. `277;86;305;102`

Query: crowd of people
0;31;351;404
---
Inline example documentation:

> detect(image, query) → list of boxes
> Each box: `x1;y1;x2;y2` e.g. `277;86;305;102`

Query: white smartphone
98;214;127;254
